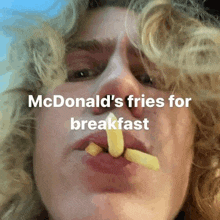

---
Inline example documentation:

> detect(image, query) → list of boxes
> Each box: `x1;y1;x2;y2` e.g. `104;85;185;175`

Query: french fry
106;113;124;157
124;148;160;171
85;142;103;156
104;112;159;171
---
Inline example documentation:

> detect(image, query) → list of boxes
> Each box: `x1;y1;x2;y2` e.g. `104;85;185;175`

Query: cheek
157;108;194;203
154;107;195;168
33;83;92;206
33;83;91;177
36;82;93;138
149;106;195;218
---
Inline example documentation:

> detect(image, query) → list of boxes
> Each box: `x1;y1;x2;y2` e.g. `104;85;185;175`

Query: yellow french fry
85;142;103;156
124;148;160;171
106;112;124;158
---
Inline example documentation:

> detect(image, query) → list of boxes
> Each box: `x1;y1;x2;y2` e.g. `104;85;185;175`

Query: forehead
75;7;138;41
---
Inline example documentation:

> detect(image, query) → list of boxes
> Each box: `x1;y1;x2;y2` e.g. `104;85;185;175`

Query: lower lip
82;152;132;175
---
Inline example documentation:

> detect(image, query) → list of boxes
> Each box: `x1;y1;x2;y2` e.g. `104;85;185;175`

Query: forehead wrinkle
66;38;116;54
66;37;144;59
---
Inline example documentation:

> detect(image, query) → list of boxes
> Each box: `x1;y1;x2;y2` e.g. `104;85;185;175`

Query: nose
91;35;143;118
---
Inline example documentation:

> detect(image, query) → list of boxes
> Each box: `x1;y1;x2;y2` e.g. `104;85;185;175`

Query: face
34;7;195;220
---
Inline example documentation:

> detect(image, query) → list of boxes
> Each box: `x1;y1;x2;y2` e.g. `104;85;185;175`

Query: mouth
67;130;152;156
65;130;154;174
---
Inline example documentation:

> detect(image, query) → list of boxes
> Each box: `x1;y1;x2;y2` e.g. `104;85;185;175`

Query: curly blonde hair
0;0;220;219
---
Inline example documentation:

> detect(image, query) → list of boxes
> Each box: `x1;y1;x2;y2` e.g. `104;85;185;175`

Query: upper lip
66;130;152;156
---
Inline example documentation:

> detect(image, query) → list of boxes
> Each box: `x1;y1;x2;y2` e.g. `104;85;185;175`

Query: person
0;0;220;219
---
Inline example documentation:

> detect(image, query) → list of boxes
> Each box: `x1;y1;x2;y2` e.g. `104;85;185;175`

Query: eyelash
67;62;154;86
131;67;154;86
67;63;106;82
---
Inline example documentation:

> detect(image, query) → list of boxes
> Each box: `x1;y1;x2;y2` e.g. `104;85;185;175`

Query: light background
0;0;64;92
0;1;218;92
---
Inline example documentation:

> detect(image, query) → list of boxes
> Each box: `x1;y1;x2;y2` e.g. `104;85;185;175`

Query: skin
34;7;195;220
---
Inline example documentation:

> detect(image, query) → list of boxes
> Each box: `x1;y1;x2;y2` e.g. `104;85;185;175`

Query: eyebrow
66;39;115;53
66;38;144;58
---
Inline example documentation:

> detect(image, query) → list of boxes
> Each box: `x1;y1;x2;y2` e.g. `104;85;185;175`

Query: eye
67;69;99;82
136;73;153;85
67;62;107;82
131;66;154;86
